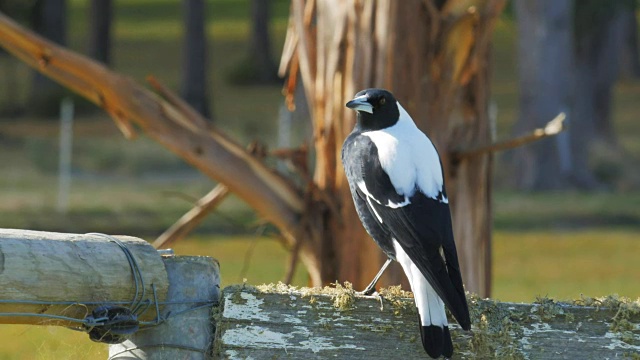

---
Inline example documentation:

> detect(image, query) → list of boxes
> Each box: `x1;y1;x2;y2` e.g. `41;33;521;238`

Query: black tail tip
420;325;453;358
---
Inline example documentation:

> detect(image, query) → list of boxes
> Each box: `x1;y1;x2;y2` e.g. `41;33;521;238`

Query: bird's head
346;88;399;130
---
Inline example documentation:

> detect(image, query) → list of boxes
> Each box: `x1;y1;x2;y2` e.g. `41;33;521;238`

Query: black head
346;88;399;131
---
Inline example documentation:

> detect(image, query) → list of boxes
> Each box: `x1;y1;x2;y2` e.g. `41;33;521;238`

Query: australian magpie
342;89;471;358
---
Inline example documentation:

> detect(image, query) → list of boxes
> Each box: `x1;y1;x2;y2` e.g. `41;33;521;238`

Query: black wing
342;134;394;256
349;135;470;329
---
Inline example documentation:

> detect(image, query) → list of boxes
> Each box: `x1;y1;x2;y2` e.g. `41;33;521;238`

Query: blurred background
0;0;639;358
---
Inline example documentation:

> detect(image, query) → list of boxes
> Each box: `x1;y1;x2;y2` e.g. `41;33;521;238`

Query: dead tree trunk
280;0;505;296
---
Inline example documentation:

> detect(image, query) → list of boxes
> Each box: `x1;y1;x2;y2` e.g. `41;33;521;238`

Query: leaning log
216;284;640;359
0;229;168;326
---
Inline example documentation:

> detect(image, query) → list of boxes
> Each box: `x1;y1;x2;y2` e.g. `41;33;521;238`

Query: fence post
109;256;220;360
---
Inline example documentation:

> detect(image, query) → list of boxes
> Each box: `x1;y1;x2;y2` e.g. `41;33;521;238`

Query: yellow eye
380;98;386;105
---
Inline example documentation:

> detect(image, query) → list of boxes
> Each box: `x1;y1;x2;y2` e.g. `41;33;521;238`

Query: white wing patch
358;179;410;213
366;197;383;223
387;196;411;208
356;181;381;205
362;102;444;201
357;181;384;223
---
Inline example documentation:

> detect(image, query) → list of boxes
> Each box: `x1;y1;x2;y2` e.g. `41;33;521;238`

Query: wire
0;232;217;347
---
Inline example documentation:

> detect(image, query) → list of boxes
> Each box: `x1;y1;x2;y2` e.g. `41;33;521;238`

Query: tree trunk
513;1;631;190
88;0;112;65
180;0;210;118
574;2;622;161
30;0;67;116
512;0;575;190
281;0;504;297
615;0;640;80
248;0;278;83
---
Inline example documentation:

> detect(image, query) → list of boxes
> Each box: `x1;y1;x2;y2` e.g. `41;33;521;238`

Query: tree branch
0;11;304;242
152;184;230;249
454;112;566;161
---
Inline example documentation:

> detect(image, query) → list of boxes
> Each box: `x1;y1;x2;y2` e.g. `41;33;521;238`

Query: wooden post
0;229;168;326
109;256;220;359
216;284;640;359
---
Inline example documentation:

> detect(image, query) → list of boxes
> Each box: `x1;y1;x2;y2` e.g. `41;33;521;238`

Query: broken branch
454;112;566;160
0;11;304;244
153;184;230;249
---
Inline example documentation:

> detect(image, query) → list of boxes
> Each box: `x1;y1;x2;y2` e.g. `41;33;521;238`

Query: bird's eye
380;98;386;105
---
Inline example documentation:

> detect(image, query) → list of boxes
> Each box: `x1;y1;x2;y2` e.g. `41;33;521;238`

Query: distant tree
180;0;210;118
512;0;632;189
247;0;278;83
0;1;35;24
228;0;278;85
615;0;640;80
88;0;112;65
0;0;36;115
573;1;628;149
30;0;67;116
512;0;577;189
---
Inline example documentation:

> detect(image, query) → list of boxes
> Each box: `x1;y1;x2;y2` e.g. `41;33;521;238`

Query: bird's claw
357;287;377;297
356;290;385;311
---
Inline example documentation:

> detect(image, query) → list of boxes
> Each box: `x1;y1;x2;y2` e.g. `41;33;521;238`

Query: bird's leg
358;258;393;296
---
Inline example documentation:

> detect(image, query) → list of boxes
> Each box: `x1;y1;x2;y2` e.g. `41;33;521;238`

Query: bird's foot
356;290;384;311
356;285;377;297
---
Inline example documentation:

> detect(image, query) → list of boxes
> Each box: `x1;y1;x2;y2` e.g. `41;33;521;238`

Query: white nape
362;102;444;201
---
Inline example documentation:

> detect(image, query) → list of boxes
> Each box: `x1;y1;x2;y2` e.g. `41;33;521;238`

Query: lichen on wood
215;283;640;359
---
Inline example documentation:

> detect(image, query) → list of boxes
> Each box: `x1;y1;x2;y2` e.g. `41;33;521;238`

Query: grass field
0;0;639;358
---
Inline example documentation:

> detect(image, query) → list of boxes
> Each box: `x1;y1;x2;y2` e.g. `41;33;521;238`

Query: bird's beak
346;95;373;114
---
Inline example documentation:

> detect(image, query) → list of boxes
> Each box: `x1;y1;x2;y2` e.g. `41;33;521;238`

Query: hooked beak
346;95;373;114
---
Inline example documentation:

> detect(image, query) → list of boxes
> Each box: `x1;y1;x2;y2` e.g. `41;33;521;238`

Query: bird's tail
401;260;452;358
394;241;456;358
419;319;453;359
414;283;454;358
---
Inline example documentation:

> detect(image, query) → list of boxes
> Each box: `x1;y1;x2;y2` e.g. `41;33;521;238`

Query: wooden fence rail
0;228;638;359
0;229;219;359
216;284;640;359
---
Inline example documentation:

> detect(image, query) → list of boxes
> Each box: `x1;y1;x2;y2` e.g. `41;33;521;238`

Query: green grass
172;235;309;287
493;230;640;302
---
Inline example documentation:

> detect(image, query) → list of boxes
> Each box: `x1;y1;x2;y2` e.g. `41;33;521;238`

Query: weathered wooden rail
0;229;219;359
0;228;638;359
216;284;640;359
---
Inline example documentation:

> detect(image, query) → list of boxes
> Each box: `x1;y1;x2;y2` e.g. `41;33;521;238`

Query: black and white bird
341;89;470;358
